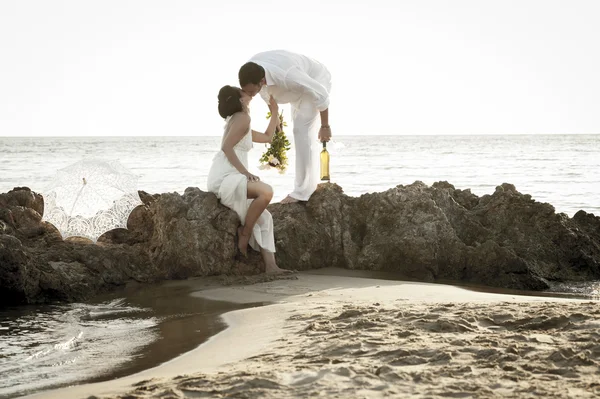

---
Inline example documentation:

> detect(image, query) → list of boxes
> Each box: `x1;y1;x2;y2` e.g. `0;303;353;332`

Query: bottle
320;141;330;181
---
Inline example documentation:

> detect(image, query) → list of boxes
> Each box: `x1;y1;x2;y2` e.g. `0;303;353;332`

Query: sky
1;0;599;137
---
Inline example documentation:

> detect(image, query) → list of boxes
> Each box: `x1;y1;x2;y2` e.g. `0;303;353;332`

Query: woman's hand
244;172;260;182
268;96;279;116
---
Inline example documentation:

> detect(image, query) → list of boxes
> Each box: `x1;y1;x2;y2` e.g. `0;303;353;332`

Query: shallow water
0;280;264;398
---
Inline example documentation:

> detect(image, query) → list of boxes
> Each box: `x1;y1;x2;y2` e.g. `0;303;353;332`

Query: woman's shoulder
230;111;251;124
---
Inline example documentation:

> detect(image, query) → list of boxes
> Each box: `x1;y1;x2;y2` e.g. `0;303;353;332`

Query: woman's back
221;113;253;154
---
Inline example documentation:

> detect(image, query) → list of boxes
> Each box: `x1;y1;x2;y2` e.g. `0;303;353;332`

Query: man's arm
285;67;330;111
284;67;332;142
318;108;330;142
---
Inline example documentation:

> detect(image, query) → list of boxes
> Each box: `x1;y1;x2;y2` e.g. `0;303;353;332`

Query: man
239;49;332;204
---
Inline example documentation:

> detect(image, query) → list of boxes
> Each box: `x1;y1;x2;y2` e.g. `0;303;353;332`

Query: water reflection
0;279;265;398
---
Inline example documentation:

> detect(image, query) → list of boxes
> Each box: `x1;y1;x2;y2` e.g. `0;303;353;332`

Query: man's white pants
289;98;321;201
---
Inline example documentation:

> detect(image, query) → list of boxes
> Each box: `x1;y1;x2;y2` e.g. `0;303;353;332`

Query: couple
207;49;332;274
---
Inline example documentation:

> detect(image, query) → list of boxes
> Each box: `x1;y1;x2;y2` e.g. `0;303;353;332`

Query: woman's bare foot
237;226;250;257
265;264;295;275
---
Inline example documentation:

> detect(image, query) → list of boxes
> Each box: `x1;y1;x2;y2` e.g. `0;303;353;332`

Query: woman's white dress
207;115;275;253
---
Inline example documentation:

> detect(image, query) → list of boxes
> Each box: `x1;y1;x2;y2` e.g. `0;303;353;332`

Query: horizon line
2;132;600;139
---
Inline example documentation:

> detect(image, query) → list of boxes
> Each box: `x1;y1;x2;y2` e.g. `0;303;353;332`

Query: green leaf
259;110;292;172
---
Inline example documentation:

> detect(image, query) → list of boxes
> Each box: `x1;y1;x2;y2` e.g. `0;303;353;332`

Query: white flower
268;155;280;165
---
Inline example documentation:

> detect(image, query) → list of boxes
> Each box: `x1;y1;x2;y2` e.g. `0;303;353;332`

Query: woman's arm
252;116;279;143
251;96;280;143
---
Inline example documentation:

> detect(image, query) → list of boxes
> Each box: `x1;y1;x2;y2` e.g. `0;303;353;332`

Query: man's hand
318;126;332;142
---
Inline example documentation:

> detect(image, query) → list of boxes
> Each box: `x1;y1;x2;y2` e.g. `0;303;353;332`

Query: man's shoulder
250;49;299;62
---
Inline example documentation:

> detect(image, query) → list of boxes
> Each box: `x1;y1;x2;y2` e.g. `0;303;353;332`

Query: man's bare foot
280;195;300;204
265;265;295;275
237;226;250;257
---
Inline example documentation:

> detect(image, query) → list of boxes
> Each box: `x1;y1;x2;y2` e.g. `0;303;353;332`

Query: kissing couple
207;49;333;274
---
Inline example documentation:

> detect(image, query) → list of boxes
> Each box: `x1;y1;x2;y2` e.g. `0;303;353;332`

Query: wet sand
25;269;600;399
5;279;263;398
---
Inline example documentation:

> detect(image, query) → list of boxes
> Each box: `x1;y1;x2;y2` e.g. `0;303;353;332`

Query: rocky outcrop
271;182;600;290
1;181;599;307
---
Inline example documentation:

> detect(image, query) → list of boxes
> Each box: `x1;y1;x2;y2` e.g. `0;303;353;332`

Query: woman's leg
239;181;294;274
260;248;292;274
260;249;277;270
238;181;273;255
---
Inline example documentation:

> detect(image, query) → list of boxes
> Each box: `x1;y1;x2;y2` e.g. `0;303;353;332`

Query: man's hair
238;62;265;86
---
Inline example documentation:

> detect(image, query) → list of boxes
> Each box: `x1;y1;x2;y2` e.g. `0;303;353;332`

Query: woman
207;85;291;274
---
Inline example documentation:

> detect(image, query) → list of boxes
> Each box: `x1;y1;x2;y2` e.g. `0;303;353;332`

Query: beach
24;269;600;399
4;1;600;397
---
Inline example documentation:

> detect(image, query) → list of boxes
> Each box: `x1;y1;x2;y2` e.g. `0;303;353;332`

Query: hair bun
217;85;243;119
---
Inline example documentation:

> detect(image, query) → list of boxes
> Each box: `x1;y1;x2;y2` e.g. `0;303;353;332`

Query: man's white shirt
249;50;331;112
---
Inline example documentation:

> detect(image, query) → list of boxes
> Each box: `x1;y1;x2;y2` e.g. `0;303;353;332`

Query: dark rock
1;182;600;307
0;234;40;306
270;183;350;271
0;187;44;215
145;187;239;279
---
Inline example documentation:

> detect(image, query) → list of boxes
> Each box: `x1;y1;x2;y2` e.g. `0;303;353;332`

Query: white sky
1;0;599;137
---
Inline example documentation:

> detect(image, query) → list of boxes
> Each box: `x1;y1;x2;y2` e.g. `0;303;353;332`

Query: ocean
1;135;599;216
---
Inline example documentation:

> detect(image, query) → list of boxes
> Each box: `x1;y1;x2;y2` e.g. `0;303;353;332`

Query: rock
0;234;40;306
0;187;44;215
465;183;600;283
272;182;549;290
1;182;600;307
572;210;600;238
146;187;239;279
270;183;350;271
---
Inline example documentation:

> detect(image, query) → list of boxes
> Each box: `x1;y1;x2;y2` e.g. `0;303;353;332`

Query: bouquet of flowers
259;111;291;173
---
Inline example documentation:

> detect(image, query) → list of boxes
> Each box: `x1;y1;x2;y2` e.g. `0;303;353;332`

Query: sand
24;269;600;399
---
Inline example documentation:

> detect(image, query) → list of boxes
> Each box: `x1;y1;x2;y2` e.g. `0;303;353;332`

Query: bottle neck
322;141;327;149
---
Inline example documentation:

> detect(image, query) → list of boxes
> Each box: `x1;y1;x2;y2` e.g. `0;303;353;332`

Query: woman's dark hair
238;62;265;86
217;85;243;119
